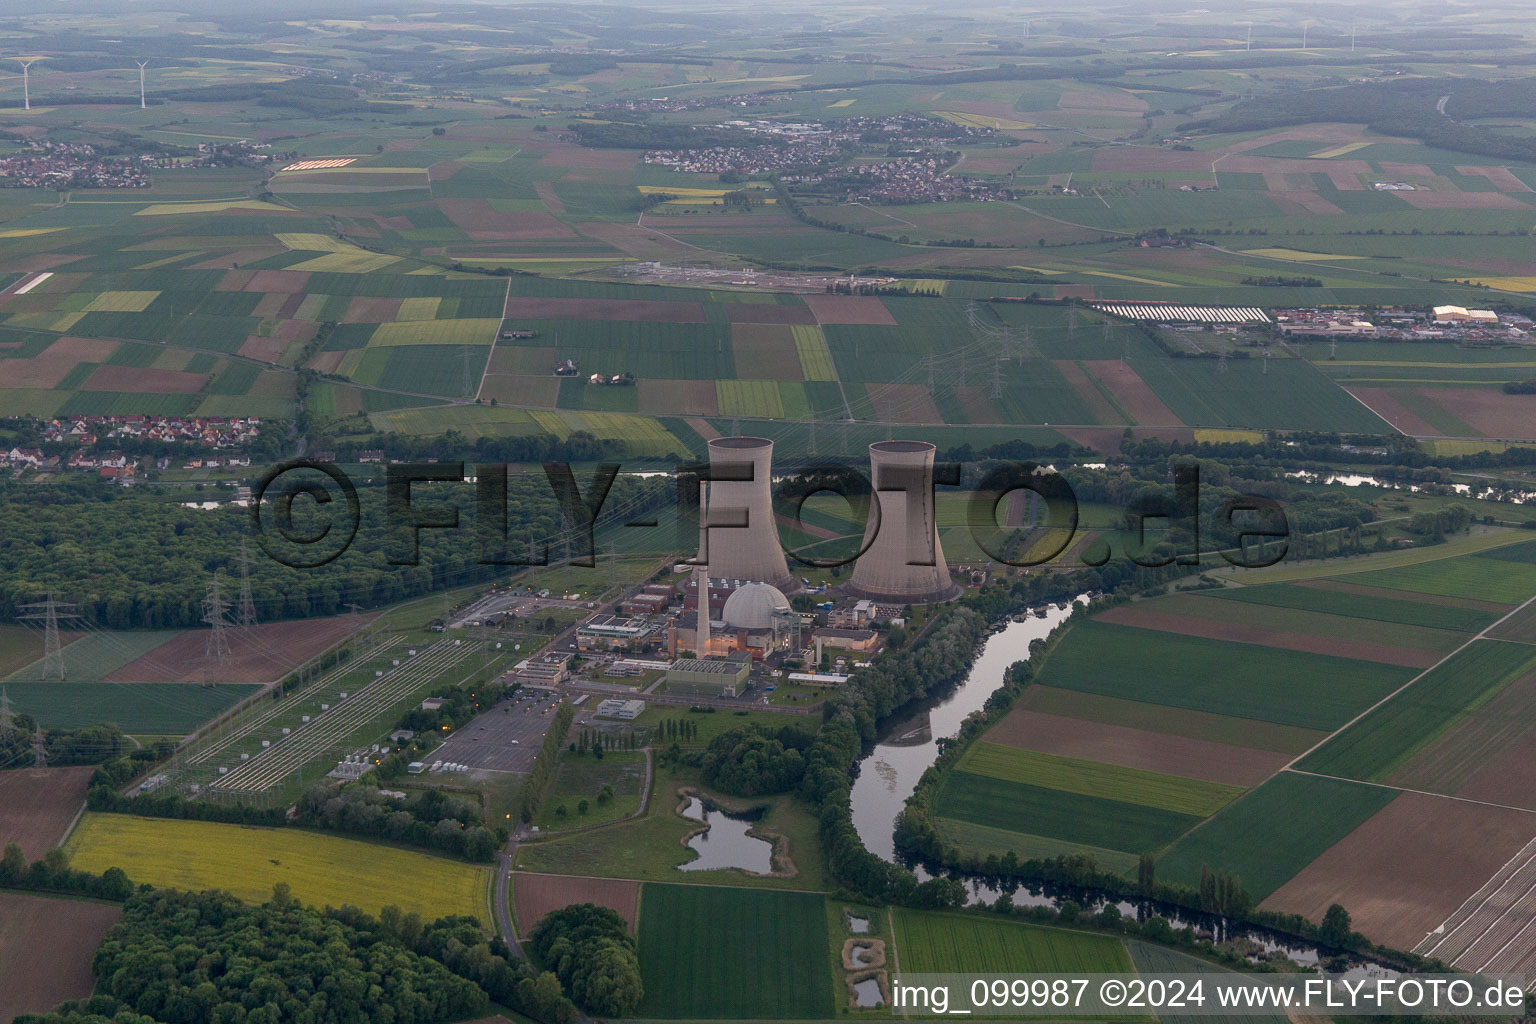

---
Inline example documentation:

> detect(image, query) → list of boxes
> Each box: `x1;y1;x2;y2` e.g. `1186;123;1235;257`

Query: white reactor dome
720;582;791;630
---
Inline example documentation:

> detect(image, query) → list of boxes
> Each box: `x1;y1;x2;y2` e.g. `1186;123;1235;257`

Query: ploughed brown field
103;614;371;685
513;873;639;936
1262;790;1536;950
0;766;95;860
801;293;897;325
1081;360;1182;426
81;366;208;395
0;892;122;1022
502;295;706;323
987;708;1288;788
1422;388;1536;440
1052;360;1123;424
1093;605;1439;668
865;382;943;424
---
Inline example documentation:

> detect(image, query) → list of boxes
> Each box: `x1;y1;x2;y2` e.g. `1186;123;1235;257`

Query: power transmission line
203;572;231;663
235;537;257;628
19;593;76;680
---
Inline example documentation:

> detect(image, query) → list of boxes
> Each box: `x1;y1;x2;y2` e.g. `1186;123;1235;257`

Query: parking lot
426;691;565;773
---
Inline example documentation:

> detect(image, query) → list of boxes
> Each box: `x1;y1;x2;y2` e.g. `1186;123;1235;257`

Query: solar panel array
1092;303;1271;324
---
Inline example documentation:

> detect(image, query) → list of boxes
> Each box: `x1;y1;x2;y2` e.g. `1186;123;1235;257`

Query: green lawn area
636;884;834;1018
535;748;646;829
1153;772;1397;900
515;763;827;890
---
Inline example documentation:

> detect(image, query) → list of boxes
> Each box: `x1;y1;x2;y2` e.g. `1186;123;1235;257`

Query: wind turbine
1246;25;1252;51
17;60;33;111
136;60;148;109
1301;22;1309;49
1350;22;1357;53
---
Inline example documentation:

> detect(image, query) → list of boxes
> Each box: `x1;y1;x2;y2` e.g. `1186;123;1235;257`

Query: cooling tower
700;436;798;592
848;440;961;605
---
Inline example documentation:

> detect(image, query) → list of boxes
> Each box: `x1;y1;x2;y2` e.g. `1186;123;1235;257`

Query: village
0;414;261;479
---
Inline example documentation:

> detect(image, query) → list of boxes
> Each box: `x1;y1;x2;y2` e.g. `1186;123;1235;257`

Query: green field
958;742;1244;816
1209;583;1498;633
1126;941;1290;1024
1298;640;1536;781
936;771;1201;855
1343;554;1536;605
892;908;1133;973
1154;773;1398;899
1039;620;1411;731
66;813;490;922
636;884;833;1018
3;682;258;733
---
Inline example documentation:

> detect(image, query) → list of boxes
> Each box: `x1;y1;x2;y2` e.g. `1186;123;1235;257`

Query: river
850;600;1084;861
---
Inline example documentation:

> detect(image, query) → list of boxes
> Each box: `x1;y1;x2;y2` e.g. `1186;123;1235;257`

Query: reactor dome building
721;581;792;630
847;440;962;605
698;436;798;592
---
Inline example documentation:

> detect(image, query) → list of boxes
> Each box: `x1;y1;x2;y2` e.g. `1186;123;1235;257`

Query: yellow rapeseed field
66;813;490;924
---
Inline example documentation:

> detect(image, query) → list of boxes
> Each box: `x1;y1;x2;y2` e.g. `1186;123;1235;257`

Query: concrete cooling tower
700;436;798;592
848;440;961;605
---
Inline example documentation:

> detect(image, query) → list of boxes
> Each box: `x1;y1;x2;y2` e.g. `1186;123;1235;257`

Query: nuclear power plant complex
529;433;967;699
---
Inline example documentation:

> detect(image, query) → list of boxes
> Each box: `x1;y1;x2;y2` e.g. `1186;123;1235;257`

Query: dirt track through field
1341;387;1444;436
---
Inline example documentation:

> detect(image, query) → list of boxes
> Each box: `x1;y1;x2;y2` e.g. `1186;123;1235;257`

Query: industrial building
594;698;646;719
698;436;798;592
848;440;962;605
666;656;750;697
576;615;658;650
1433;305;1499;324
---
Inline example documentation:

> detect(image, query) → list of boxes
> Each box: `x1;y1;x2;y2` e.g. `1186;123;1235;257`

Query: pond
852;978;884;1008
678;795;774;874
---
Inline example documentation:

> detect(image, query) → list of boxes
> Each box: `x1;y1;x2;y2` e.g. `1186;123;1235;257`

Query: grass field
1154;773;1398;899
1299;641;1536;781
892;908;1132;973
636;884;833;1018
66;813;490;922
1210;583;1498;633
957;742;1244;817
534;748;646;829
1039;620;1411;731
936;771;1200;854
1229;530;1534;585
1345;556;1536;605
3;682;258;733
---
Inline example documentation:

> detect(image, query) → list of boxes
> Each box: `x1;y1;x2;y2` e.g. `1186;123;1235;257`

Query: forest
1185;77;1536;164
0;473;663;629
15;886;583;1024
